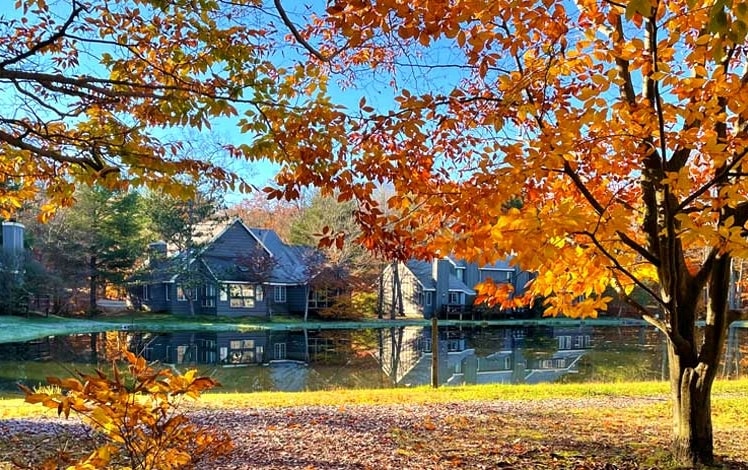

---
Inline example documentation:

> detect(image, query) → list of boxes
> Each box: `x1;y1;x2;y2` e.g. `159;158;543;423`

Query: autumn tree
227;191;303;242
237;0;748;465
289;193;381;289
0;0;323;220
288;192;382;319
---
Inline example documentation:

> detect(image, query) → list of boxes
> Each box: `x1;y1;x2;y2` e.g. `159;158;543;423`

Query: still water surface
1;324;746;395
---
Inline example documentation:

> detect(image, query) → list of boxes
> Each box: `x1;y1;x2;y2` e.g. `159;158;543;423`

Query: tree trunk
304;285;310;322
391;261;400;320
669;351;715;466
88;254;98;316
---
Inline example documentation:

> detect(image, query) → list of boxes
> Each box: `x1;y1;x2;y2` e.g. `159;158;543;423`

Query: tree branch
581;229;665;310
274;0;335;63
0;2;83;69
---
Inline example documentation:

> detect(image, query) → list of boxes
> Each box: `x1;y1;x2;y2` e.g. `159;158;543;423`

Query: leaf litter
2;396;748;469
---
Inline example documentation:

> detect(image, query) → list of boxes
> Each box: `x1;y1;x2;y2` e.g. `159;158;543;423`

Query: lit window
176;286;197;302
229;284;256;308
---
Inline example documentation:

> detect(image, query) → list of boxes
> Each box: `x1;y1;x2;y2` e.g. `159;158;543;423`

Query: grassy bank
3;379;747;419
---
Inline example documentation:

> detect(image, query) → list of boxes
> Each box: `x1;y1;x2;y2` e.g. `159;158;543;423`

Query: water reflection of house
378;326;593;386
140;331;310;366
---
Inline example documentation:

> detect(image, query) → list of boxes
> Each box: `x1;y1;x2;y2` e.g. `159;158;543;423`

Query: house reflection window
558;336;572;350
227;339;256;363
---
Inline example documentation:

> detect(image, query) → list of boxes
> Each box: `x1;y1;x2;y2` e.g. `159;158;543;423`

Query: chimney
2;221;24;258
148;241;168;266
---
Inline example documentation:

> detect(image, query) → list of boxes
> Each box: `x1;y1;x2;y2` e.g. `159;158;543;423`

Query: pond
1;324;746;396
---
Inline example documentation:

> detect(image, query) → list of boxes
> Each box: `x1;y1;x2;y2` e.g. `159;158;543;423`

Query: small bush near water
16;350;232;469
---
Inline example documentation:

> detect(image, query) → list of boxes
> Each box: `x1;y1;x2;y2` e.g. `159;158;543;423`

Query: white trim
448;288;474;294
1;221;24;228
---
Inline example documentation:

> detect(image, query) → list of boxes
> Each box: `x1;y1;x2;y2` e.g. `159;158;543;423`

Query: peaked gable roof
404;260;436;290
144;218;320;285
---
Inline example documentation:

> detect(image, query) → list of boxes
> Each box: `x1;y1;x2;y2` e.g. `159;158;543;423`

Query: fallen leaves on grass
3;396;748;469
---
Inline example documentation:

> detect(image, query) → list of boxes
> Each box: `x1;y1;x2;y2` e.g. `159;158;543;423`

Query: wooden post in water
431;316;439;388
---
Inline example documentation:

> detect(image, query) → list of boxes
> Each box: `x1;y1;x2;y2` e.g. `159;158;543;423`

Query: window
201;284;216;307
255;285;264;302
176;285;196;302
456;268;464;281
274;342;287;360
308;289;335;309
229;284;257;308
426;291;433;306
164;283;170;301
274;285;287;303
142;284;150;301
574;335;591;349
480;269;513;283
448;292;460;304
219;285;228;302
558;336;572;350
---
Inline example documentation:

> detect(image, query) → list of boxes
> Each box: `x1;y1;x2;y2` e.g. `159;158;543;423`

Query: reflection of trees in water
559;326;666;383
309;329;381;366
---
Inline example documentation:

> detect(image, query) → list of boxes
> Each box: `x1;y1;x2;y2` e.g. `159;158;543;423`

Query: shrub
19;350;232;469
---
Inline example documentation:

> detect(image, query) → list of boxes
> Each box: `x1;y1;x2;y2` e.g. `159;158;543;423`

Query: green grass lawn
3;378;747;419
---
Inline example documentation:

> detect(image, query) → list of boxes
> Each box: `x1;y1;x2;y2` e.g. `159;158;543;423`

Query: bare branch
273;0;330;63
0;2;83;69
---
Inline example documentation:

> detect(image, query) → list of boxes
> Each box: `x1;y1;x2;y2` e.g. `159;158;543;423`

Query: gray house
133;218;329;317
380;256;533;318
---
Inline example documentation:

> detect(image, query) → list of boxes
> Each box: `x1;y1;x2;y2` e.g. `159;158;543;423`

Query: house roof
405;260;436;290
140;218;321;286
448;275;475;295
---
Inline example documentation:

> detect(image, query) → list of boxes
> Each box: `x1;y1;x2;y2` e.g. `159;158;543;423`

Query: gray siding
434;259;451;313
380;263;428;317
285;286;308;314
202;221;265;260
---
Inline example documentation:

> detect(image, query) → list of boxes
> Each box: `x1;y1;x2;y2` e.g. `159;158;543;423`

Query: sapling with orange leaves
19;350;232;469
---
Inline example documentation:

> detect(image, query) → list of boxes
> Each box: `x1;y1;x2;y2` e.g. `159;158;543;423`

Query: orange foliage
19;350;232;469
237;0;748;323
